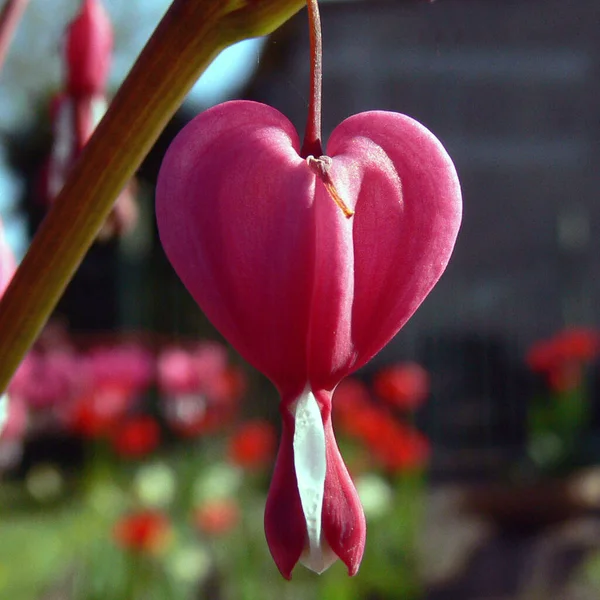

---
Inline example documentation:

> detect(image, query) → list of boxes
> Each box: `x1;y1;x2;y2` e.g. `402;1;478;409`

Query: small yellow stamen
307;155;354;218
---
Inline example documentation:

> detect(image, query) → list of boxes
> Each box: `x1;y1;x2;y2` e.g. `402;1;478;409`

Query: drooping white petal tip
300;536;338;574
293;389;337;574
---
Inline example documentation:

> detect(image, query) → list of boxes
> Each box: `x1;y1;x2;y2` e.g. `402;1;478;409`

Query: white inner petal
293;388;335;574
0;393;7;436
49;100;75;197
91;96;108;130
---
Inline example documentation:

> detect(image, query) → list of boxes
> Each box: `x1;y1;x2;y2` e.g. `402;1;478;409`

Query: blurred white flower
193;462;242;504
356;473;393;519
167;544;212;585
26;463;64;502
134;462;176;508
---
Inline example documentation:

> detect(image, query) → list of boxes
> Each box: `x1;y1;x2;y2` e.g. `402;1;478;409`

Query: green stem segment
0;0;29;73
300;0;323;158
0;0;305;394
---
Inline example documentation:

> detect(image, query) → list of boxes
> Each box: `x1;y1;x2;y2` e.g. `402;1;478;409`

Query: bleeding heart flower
43;0;137;240
65;0;112;98
157;100;461;577
156;0;461;580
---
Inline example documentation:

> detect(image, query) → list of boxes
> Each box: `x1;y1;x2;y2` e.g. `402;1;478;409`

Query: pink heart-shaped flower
156;99;461;577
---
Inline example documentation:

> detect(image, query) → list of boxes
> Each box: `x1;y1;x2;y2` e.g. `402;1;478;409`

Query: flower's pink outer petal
156;101;316;398
265;391;365;579
264;406;305;579
307;111;462;390
318;390;366;575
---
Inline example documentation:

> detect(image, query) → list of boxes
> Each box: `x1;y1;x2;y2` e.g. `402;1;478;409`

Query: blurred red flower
332;378;371;429
113;510;171;554
334;378;430;473
527;328;599;392
194;499;239;535
228;420;277;469
369;422;430;472
111;416;161;458
373;362;429;410
66;382;135;438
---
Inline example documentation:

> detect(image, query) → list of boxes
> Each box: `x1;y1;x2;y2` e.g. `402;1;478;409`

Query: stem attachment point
307;155;354;219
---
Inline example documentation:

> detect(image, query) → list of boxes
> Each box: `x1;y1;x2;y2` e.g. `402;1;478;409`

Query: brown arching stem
0;0;29;74
300;0;323;158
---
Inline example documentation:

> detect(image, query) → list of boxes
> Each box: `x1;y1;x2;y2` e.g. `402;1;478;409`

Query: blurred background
1;0;600;598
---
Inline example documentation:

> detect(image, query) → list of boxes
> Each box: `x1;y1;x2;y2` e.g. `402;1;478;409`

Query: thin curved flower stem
300;0;323;158
0;0;305;393
0;0;29;74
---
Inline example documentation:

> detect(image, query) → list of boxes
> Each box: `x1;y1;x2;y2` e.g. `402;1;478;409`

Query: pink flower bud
65;0;112;97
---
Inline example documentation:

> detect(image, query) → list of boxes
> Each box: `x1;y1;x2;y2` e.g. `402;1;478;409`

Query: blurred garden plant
526;328;600;473
0;346;430;600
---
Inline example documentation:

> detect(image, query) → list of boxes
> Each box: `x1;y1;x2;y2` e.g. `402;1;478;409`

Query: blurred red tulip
527;328;599;391
228;420;277;469
332;378;371;420
373;362;429;410
111;416;161;458
370;422;430;472
194;499;240;536
113;510;171;554
67;382;134;438
334;381;430;473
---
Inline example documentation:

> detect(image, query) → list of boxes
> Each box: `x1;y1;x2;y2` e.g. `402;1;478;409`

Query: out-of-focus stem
0;0;305;393
0;0;29;73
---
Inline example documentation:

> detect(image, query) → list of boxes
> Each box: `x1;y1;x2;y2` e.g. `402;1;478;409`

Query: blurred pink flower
158;343;244;437
84;343;154;395
157;347;198;395
9;349;84;410
157;341;230;395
